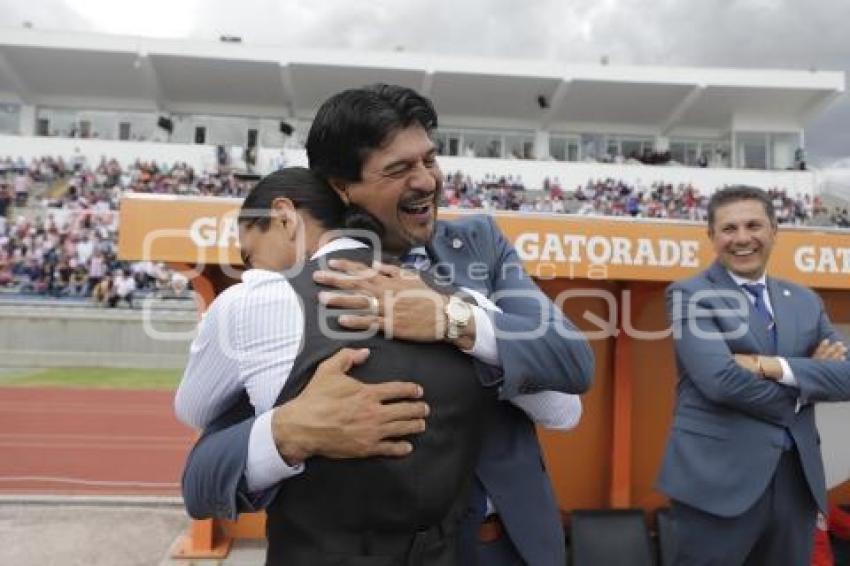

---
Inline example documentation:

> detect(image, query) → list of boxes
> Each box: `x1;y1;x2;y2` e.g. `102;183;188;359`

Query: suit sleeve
785;294;850;403
482;216;594;398
666;284;797;427
181;393;277;519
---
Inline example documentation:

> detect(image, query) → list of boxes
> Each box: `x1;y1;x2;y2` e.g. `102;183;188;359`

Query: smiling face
709;198;777;280
331;125;441;254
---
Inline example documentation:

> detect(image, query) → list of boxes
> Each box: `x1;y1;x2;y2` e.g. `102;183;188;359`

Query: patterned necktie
741;283;776;353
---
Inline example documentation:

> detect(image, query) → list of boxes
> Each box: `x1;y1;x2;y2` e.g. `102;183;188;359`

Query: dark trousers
470;532;525;565
671;448;817;566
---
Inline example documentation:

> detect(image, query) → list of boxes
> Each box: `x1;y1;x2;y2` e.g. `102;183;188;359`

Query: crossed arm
669;284;850;430
667;284;798;427
732;297;850;403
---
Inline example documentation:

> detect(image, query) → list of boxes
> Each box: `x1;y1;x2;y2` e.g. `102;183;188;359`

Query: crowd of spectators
566;178;821;225
0;208;190;305
441;171;824;225
0;155;846;304
0;155;205;304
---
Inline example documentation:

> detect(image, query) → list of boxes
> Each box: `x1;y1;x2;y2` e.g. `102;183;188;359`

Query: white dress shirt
175;237;582;492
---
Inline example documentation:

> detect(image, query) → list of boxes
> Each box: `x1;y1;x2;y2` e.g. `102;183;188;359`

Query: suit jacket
181;214;595;566
657;261;850;518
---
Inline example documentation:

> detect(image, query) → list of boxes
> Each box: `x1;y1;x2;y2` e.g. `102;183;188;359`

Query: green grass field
0;367;182;390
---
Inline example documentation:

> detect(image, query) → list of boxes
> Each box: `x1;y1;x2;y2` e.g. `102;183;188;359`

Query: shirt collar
404;245;429;258
241;268;284;283
726;270;767;288
310;237;369;260
241;237;368;283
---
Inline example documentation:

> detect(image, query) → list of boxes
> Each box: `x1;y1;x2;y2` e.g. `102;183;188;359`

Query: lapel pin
783;289;790;297
452;238;463;249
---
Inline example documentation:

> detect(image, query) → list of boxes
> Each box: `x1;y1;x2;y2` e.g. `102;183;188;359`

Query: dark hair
707;185;776;230
238;167;345;231
306;83;438;183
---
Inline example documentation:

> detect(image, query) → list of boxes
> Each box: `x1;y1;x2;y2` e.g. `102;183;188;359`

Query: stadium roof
0;27;843;134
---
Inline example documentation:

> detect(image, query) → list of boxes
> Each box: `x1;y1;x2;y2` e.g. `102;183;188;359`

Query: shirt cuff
463;305;500;367
244;410;304;492
776;357;797;387
775;357;803;413
510;392;582;430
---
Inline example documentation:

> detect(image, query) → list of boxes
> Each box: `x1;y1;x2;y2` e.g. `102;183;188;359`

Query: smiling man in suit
658;185;850;565
181;84;594;566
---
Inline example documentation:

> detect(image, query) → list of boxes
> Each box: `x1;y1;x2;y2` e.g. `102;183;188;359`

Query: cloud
0;0;848;160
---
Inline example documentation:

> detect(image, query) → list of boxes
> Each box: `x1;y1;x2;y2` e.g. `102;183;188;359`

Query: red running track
0;388;196;496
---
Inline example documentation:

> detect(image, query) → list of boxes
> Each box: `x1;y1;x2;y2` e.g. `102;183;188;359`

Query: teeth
733;250;755;256
402;203;430;214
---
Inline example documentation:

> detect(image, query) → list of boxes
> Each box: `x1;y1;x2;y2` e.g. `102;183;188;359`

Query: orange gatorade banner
118;194;850;290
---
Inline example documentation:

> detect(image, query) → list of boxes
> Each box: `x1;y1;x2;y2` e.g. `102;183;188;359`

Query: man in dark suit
182;84;594;565
658;185;850;565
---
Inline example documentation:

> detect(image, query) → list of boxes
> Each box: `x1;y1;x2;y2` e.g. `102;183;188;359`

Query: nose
731;227;751;245
408;162;438;194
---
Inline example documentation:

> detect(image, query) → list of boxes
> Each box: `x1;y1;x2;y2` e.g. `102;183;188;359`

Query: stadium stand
1;153;845;304
0;156;204;303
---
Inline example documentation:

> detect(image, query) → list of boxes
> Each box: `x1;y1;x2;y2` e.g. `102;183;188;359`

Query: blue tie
742;283;793;449
741;283;777;353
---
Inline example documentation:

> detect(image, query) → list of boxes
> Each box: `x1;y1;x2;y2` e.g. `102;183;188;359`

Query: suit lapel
767;277;797;355
428;221;476;288
705;261;773;354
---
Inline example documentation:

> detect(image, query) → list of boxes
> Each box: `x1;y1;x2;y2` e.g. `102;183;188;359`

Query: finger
370;440;413;457
825;343;847;360
824;342;841;353
369;381;424;401
379;418;427;438
813;342;843;360
319;347;370;373
338;314;383;330
327;258;378;277
372;261;403;278
379;400;430;421
313;270;364;291
319;291;375;311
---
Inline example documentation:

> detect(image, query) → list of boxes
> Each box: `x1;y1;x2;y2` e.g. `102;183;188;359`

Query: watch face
448;299;471;322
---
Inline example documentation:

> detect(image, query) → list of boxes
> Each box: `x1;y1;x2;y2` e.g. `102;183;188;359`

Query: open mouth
399;201;433;217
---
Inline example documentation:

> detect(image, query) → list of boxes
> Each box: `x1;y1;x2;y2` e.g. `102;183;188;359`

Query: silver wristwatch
444;296;473;340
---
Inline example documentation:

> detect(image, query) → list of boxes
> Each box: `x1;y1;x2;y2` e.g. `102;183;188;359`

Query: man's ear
328;179;350;205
